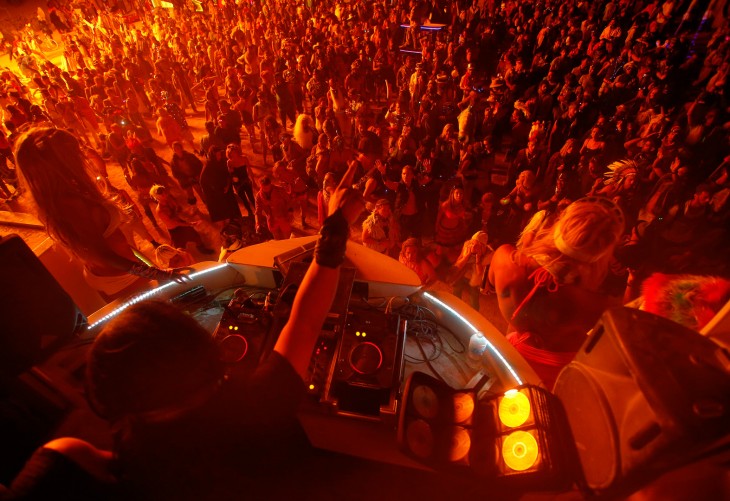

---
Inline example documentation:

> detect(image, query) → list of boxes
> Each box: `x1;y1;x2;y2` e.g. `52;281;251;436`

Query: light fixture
423;292;523;385
87;264;229;329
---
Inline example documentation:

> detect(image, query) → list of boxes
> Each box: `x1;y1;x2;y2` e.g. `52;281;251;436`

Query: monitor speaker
0;235;86;379
553;307;730;497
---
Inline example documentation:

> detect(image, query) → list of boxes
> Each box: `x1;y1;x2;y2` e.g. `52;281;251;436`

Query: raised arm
274;162;364;378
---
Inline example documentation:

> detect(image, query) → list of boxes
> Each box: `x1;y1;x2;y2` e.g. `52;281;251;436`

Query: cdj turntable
209;259;408;423
212;288;273;372
303;306;407;419
325;308;406;418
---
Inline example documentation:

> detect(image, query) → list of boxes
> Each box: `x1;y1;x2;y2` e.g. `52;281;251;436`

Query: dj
3;164;365;500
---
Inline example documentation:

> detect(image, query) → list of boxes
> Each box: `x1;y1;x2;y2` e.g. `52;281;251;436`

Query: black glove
314;209;349;268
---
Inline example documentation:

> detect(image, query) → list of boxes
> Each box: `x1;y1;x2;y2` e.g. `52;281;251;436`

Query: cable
350;295;467;382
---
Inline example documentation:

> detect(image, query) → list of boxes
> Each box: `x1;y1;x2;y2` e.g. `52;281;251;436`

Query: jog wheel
218;334;248;363
348;342;383;375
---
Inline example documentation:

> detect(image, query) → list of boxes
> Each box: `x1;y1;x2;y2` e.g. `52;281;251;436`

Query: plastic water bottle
467;331;487;369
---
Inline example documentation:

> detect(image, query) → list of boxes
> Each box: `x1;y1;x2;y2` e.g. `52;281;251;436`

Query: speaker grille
554;363;618;490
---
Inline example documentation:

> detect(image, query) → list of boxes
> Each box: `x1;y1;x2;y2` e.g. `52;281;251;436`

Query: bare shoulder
492;244;516;266
490;245;523;285
491;244;521;279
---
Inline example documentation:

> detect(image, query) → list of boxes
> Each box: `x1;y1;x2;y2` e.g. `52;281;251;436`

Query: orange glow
453;393;474;423
498;389;531;428
447;426;471;461
502;431;539;471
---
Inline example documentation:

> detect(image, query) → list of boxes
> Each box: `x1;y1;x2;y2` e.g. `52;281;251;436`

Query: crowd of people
0;0;726;341
0;0;728;371
0;0;729;497
0;0;726;297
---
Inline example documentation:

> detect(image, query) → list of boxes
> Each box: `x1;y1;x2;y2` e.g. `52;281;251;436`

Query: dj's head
86;301;224;423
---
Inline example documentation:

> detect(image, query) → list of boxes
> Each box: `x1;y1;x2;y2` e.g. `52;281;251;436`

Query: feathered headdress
604;159;638;185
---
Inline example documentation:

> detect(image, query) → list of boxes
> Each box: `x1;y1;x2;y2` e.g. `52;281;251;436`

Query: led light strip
423;292;523;385
87;264;229;330
398;24;445;30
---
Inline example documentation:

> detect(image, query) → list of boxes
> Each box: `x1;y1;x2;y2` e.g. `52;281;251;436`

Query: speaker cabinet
0;235;86;379
553;307;730;496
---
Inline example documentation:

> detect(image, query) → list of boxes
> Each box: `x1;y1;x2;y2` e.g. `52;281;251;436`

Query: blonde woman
292;113;317;152
488;197;625;388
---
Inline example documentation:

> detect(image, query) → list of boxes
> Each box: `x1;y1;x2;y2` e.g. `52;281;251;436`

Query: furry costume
641;273;730;331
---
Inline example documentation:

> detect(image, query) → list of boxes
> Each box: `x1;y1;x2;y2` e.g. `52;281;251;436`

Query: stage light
87;264;228;329
498;389;532;428
423;292;522;385
502;430;540;471
398;374;572;490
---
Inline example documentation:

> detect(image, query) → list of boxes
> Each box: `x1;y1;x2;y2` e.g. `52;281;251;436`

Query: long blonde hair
522;197;625;290
293;113;316;150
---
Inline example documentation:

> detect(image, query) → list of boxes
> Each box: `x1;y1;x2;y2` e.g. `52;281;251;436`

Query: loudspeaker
0;235;86;379
553;307;730;496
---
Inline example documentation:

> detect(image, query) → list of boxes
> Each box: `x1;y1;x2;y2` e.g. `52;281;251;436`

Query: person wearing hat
488;75;506;98
218;222;245;262
408;62;428;115
344;59;366;98
306;68;329;108
362;198;399;256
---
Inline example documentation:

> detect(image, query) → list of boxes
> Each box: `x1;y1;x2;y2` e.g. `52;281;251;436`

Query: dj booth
1;234;729;498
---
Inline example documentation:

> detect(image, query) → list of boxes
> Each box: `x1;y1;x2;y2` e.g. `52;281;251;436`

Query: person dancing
488;197;625;388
